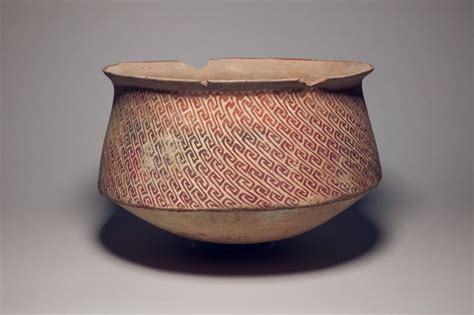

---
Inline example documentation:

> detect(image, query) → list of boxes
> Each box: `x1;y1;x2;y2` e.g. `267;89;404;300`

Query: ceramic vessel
99;58;381;244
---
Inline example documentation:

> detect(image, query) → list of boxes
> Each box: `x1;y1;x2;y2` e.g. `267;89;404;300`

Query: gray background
1;0;472;313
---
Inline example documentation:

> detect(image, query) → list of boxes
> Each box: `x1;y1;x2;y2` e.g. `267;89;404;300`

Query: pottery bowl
99;58;381;244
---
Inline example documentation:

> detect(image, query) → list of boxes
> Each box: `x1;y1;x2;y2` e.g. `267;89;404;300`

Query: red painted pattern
99;88;381;210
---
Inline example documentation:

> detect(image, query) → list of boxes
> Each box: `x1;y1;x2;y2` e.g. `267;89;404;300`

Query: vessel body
99;58;381;243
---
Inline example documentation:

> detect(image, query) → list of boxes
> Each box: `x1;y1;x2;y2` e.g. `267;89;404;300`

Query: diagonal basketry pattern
98;88;381;210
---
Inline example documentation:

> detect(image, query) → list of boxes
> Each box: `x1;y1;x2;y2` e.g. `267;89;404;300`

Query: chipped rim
103;57;374;91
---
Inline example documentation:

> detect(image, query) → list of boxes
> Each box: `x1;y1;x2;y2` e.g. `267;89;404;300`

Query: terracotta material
99;58;381;244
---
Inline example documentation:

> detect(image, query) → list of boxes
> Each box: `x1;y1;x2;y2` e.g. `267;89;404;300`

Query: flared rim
103;58;374;91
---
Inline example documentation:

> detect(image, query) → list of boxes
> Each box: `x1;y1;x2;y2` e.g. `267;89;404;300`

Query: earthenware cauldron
99;58;381;245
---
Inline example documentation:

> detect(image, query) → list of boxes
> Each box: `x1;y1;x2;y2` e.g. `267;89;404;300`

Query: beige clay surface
120;195;363;244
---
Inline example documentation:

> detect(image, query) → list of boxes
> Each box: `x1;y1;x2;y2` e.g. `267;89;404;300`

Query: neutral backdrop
1;0;472;313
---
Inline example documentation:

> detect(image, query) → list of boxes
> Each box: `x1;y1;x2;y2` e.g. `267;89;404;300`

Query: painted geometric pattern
99;88;381;210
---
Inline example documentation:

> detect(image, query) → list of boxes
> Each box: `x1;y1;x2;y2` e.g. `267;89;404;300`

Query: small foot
192;240;275;256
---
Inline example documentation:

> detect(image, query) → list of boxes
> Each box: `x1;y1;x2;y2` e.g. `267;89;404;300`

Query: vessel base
191;240;275;256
